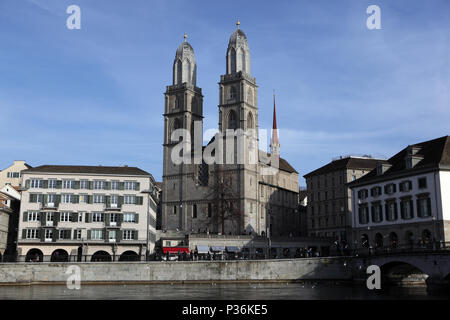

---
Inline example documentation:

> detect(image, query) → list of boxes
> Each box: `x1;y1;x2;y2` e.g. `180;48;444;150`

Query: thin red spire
272;92;279;144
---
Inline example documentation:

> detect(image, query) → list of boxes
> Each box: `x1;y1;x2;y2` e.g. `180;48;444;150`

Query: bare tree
204;164;244;235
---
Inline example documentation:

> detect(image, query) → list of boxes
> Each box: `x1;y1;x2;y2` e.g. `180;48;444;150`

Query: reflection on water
0;282;448;300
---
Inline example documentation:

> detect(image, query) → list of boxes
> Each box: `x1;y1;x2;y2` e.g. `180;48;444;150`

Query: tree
205;164;243;235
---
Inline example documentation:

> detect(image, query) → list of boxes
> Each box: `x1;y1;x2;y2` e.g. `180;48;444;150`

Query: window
26;229;39;239
92;213;104;222
124;181;136;190
93;194;105;203
401;199;414;219
207;203;212;218
124;195;136;204
385;202;398;221
31;179;43;188
37;194;43;203
45;229;53;240
193;204;197;218
62;194;72;203
358;207;369;224
110;195;119;205
110;214;118;223
229;86;236;99
228;110;237;129
94;180;105;190
78;212;83;222
173;206;177;215
80;180;89;189
352;175;357;181
384;183;396;195
46;212;54;222
75;229;82;240
123;230;136;240
123;213;136;223
63;180;74;189
47;194;56;203
417;197;431;218
358;189;369;199
60;212;72;222
48;180;57;189
80;194;88;203
28;211;39;222
59;229;71;239
399;181;412;192
108;230;116;241
371;204;383;223
111;181;119;190
91;229;104;240
370;186;382;197
418;177;427;189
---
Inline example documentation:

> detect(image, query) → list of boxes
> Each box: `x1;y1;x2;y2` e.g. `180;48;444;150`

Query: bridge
352;250;450;293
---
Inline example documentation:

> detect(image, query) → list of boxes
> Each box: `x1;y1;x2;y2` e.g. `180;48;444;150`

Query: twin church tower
161;22;299;237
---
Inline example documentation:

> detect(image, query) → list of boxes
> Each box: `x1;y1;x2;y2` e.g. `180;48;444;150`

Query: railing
350;241;450;258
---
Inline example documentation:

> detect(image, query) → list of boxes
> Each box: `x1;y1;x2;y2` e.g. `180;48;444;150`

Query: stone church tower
161;24;300;237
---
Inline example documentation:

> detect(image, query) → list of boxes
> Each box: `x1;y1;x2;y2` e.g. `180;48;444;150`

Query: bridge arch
380;260;428;285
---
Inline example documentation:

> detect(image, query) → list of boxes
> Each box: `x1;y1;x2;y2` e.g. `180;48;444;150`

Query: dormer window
376;162;391;175
405;146;423;169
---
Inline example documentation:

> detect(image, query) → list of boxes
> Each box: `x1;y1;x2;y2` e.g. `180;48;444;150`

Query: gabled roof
23;165;151;176
348;136;450;187
304;157;380;178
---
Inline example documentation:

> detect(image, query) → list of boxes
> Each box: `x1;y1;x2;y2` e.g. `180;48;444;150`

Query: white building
18;165;158;262
348;136;450;249
0;160;32;188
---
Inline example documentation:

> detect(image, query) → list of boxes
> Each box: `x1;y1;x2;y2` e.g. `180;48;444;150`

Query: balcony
104;203;122;212
41;202;59;210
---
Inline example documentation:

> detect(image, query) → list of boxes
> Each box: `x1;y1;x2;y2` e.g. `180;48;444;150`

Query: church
161;22;300;238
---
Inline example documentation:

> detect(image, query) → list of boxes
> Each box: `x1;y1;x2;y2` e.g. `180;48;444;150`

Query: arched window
173;118;182;130
230;48;236;73
228;110;237;129
247;112;254;129
183;59;191;84
176;59;182;84
241;50;246;73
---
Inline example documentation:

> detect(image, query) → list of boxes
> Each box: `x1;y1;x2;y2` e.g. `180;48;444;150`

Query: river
0;282;448;300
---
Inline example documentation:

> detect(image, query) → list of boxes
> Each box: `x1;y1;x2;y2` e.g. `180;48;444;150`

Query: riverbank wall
0;257;353;285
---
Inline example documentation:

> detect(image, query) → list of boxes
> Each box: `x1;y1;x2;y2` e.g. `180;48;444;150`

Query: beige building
0;192;13;259
349;136;450;250
18;165;158;262
304;156;380;244
161;24;299;238
0;160;32;188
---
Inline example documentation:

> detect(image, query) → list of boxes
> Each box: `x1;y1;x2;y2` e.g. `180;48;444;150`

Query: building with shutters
0;160;32;188
348;136;450;250
17;165;158;262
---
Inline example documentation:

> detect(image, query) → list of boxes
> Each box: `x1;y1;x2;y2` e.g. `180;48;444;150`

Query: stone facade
304;156;380;244
161;25;299;238
17;165;158;262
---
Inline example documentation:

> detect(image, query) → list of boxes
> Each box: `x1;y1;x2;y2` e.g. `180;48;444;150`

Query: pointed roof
272;93;279;145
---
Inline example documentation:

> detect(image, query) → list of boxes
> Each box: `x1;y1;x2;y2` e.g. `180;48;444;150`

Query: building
161;22;299;238
298;189;308;237
348;136;450;250
0;185;21;260
0;160;32;188
304;156;381;244
18;165;158;262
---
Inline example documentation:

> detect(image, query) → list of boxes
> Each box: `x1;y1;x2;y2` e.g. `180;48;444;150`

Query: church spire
270;91;280;156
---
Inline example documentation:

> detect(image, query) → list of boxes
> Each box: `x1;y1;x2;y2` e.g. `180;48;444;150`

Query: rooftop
23;165;151;176
304;156;382;178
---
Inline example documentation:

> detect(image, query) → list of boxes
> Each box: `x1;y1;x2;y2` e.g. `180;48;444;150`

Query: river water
0;282;448;300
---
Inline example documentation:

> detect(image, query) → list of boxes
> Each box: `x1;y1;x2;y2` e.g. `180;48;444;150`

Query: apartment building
304;156;381;244
18;165;158;262
0;160;32;188
349;136;450;249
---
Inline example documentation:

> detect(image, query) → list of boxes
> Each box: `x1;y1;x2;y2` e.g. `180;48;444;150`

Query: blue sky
0;0;449;186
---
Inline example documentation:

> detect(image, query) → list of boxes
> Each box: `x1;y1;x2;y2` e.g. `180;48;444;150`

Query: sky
0;0;449;186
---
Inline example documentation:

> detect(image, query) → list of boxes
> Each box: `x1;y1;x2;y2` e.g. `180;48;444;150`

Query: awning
225;246;239;253
162;247;190;254
196;245;209;254
210;246;225;252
